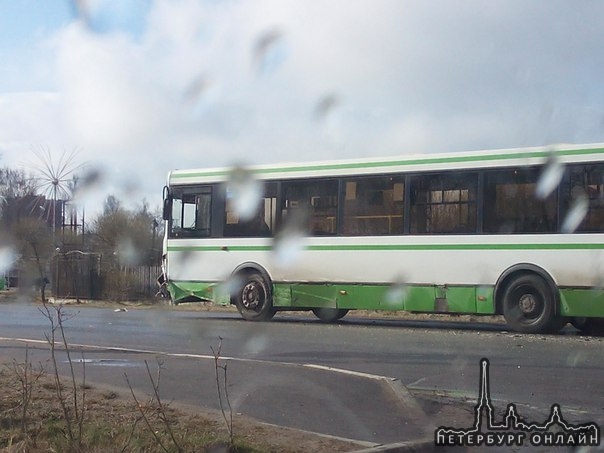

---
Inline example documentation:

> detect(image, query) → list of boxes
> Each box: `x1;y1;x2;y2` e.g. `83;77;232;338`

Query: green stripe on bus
170;147;604;179
167;242;604;252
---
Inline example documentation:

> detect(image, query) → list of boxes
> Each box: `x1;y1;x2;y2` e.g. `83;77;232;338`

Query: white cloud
56;24;164;151
0;92;64;165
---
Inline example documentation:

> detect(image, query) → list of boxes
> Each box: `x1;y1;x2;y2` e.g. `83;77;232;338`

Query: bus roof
168;142;604;186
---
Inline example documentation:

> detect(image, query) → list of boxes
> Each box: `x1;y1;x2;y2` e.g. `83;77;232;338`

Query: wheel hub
518;293;537;314
242;283;260;309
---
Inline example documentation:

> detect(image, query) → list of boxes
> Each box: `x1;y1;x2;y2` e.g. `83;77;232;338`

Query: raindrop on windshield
226;167;263;222
561;192;588;233
385;276;408;307
272;207;308;267
252;28;286;75
272;229;307;267
182;75;221;116
243;332;270;355
175;249;195;266
0;246;16;274
314;93;340;121
71;167;105;206
217;274;244;301
566;351;588;367
497;222;516;234
116;238;140;266
313;93;343;144
73;0;148;37
536;153;565;200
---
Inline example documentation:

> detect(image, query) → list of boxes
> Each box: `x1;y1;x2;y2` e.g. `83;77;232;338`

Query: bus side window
483;168;556;234
342;176;404;235
409;172;477;234
282;180;338;235
223;182;277;237
195;192;212;235
169;188;212;238
563;163;604;232
171;197;183;231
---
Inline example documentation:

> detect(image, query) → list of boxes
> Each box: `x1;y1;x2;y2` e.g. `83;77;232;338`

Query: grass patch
0;365;360;452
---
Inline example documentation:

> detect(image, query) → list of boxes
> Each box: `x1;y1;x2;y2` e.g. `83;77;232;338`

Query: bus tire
570;317;588;331
312;308;349;322
502;274;558;334
232;272;276;321
574;318;604;336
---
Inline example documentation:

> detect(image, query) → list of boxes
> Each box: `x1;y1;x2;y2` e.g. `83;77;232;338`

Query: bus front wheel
502;274;559;334
312;308;349;322
232;273;276;321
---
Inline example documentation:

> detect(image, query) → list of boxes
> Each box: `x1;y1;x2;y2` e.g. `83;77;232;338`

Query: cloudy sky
1;0;604;211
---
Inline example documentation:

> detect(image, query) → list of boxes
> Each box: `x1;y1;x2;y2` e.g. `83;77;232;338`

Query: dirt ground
0;366;376;452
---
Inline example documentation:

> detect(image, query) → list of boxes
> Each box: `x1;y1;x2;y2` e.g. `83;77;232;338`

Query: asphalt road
0;298;602;447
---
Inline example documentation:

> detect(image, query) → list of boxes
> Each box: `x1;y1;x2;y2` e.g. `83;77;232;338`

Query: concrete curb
382;378;431;427
351;439;436;452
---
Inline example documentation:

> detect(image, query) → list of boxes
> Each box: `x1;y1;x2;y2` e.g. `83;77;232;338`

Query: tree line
0;166;163;301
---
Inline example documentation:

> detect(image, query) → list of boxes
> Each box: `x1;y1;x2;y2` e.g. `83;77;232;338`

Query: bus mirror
162;197;172;221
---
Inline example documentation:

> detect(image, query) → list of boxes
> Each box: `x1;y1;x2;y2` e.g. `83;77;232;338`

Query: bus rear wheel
571;318;604;335
502;274;560;334
570;317;588;331
232;273;276;321
312;308;349;322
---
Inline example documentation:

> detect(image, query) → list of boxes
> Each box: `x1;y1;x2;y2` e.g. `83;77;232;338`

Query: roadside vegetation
0;365;256;453
0;356;359;453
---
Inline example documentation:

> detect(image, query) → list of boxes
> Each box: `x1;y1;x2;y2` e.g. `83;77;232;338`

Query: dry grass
0;364;363;453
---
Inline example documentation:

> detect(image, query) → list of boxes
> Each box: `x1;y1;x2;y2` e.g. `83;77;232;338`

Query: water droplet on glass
536;154;565;200
175;249;195;266
74;0;149;37
252;29;286;75
314;94;340;121
243;333;269;354
226;166;262;222
477;285;491;300
498;222;516;234
218;274;243;300
72;167;105;205
119;179;141;198
385;276;408;307
182;75;221;115
314;93;343;145
561;192;588;233
79;167;103;189
566;351;587;367
272;228;307;267
116;238;139;266
0;246;16;274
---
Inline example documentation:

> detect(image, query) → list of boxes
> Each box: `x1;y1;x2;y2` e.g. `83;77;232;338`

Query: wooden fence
52;252;162;301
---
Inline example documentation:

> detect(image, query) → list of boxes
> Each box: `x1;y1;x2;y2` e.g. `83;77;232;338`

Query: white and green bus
159;143;604;334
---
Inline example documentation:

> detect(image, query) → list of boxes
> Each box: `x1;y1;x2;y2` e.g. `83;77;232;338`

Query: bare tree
0;167;37;199
89;195;162;300
12;217;54;301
